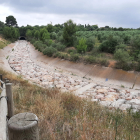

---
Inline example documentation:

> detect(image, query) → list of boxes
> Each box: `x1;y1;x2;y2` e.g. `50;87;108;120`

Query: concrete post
8;112;39;140
6;83;14;118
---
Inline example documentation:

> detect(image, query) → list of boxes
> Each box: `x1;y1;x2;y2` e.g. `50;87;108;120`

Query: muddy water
28;42;140;90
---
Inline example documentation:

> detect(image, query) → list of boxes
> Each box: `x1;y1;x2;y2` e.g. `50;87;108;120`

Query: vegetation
0;36;11;49
1;15;140;71
5;15;18;27
0;69;140;140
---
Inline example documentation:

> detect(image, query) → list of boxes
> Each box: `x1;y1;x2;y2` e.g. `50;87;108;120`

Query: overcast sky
0;0;140;28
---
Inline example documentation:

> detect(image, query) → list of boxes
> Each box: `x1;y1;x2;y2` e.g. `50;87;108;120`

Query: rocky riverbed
8;40;140;112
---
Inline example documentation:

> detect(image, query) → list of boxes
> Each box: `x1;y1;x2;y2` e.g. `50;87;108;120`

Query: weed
121;85;125;88
6;56;9;59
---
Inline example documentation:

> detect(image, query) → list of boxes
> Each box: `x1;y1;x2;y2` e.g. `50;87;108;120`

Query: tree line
1;15;140;71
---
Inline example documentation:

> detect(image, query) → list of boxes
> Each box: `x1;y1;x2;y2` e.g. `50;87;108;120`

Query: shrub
99;35;118;53
56;43;66;51
114;49;132;70
50;32;57;39
98;58;109;67
67;49;77;54
116;44;127;50
70;52;80;62
44;39;52;46
33;41;43;50
84;56;97;64
43;47;57;57
114;49;130;63
76;38;87;53
86;37;95;51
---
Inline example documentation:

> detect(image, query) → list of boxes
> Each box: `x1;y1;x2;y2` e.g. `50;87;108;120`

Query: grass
0;37;11;49
0;41;6;49
0;68;140;140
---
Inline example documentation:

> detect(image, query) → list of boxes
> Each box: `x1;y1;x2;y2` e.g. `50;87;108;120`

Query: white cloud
0;0;140;28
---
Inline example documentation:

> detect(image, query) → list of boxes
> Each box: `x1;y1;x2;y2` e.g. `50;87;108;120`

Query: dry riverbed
1;40;140;112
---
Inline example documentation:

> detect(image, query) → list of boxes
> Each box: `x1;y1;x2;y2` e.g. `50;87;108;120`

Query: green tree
63;19;76;46
39;28;50;41
0;21;5;28
26;29;32;39
5;15;18;27
76;38;87;53
3;26;19;40
47;24;54;33
34;30;40;39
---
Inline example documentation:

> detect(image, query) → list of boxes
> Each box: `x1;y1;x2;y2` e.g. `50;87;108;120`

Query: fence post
6;83;14;118
4;78;7;83
6;80;9;83
8;112;39;140
0;74;3;88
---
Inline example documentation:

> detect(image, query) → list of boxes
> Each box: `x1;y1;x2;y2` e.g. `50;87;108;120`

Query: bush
67;49;77;54
114;49;132;70
44;39;52;46
86;37;95;51
50;32;57;39
43;47;57;57
30;38;36;44
114;49;130;63
99;35;118;53
70;52;80;62
33;41;43;50
98;58;109;67
116;44;127;50
56;43;66;51
84;56;97;64
76;38;87;53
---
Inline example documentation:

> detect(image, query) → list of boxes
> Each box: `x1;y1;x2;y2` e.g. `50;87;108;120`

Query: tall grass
0;68;140;140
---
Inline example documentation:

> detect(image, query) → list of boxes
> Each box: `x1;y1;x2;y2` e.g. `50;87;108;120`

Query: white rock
130;99;140;105
111;99;125;108
100;101;111;107
119;104;131;111
132;105;140;110
91;99;98;102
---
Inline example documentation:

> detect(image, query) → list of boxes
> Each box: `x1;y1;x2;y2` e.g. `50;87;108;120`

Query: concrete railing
0;74;39;140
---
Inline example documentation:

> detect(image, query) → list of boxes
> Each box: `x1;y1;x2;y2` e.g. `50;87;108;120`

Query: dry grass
0;36;11;49
0;68;140;140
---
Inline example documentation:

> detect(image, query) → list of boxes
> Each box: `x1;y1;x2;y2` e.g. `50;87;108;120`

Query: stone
95;94;104;99
111;99;125;108
14;67;22;71
132;105;140;110
125;97;132;100
97;89;108;94
105;95;116;101
119;104;131;111
100;101;111;107
130;99;140;105
91;99;98;102
56;84;64;89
